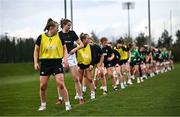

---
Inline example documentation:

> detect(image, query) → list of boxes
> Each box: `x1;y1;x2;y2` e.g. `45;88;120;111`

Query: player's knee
89;79;93;83
74;78;80;83
40;84;47;91
58;83;65;90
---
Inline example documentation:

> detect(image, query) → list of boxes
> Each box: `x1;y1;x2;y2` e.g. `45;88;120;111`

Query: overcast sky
0;0;180;41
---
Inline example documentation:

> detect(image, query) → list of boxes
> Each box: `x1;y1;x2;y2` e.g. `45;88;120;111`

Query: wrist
34;61;38;64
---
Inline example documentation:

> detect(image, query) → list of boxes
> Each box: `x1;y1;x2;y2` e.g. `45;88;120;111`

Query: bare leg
55;74;69;102
85;68;95;99
85;68;95;92
55;73;71;110
107;67;116;89
70;65;83;100
39;76;49;103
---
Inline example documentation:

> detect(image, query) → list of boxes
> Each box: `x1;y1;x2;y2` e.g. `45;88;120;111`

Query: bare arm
108;53;115;61
128;51;131;62
97;55;104;68
34;45;40;70
69;38;84;54
63;45;68;68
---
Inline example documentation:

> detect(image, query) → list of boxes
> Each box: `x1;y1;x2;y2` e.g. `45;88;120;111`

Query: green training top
130;48;141;62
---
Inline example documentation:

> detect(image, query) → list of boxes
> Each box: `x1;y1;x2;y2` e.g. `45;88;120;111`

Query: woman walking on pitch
34;18;71;111
57;19;84;104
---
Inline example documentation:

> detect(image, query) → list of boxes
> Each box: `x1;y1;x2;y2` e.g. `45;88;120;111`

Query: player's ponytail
80;32;88;41
44;18;57;31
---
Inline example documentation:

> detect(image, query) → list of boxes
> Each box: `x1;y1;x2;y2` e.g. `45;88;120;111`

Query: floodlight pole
170;10;172;36
122;2;135;39
64;0;67;19
70;0;73;30
127;6;130;39
148;0;151;46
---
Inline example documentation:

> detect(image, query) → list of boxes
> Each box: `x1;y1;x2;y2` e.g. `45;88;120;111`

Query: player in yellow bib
114;39;133;89
34;18;71;111
76;33;96;100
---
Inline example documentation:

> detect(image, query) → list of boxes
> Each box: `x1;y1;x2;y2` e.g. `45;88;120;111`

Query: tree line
0;36;35;63
0;29;180;63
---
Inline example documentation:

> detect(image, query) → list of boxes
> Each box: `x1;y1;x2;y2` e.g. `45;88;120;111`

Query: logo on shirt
82;54;89;59
103;53;107;56
65;41;71;43
59;68;62;72
46;45;56;50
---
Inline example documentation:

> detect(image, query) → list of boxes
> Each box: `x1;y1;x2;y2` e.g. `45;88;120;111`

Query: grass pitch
0;63;180;116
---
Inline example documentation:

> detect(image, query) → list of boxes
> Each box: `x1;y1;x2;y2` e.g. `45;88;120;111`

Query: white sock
79;96;83;100
82;86;87;92
131;75;135;79
91;91;95;93
128;79;132;83
120;82;124;86
58;96;63;100
116;79;119;85
91;91;95;94
41;102;46;107
113;85;118;89
103;86;107;91
65;101;70;106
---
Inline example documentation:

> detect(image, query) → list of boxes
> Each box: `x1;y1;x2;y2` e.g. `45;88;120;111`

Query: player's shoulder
58;31;63;34
36;34;43;40
68;30;76;35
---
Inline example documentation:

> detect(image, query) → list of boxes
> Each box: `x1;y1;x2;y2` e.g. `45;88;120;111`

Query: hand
69;49;76;55
107;57;112;61
89;65;93;71
97;63;102;68
63;60;68;69
34;63;40;71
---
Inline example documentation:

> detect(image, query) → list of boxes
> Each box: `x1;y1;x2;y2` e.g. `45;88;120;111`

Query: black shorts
104;62;114;68
119;60;128;65
112;60;118;67
78;64;90;70
130;61;141;67
40;59;64;76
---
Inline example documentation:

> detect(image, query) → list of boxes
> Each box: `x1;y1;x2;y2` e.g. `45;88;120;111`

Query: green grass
0;63;180;116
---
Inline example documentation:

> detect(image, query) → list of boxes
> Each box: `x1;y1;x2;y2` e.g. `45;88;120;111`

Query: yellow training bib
77;44;92;65
39;33;63;59
114;46;129;60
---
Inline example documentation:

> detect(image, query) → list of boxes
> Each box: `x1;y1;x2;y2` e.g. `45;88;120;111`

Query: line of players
59;32;174;101
36;18;174;111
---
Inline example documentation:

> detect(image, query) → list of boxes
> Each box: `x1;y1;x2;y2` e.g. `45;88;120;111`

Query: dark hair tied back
80;32;88;41
44;18;57;31
60;18;71;29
